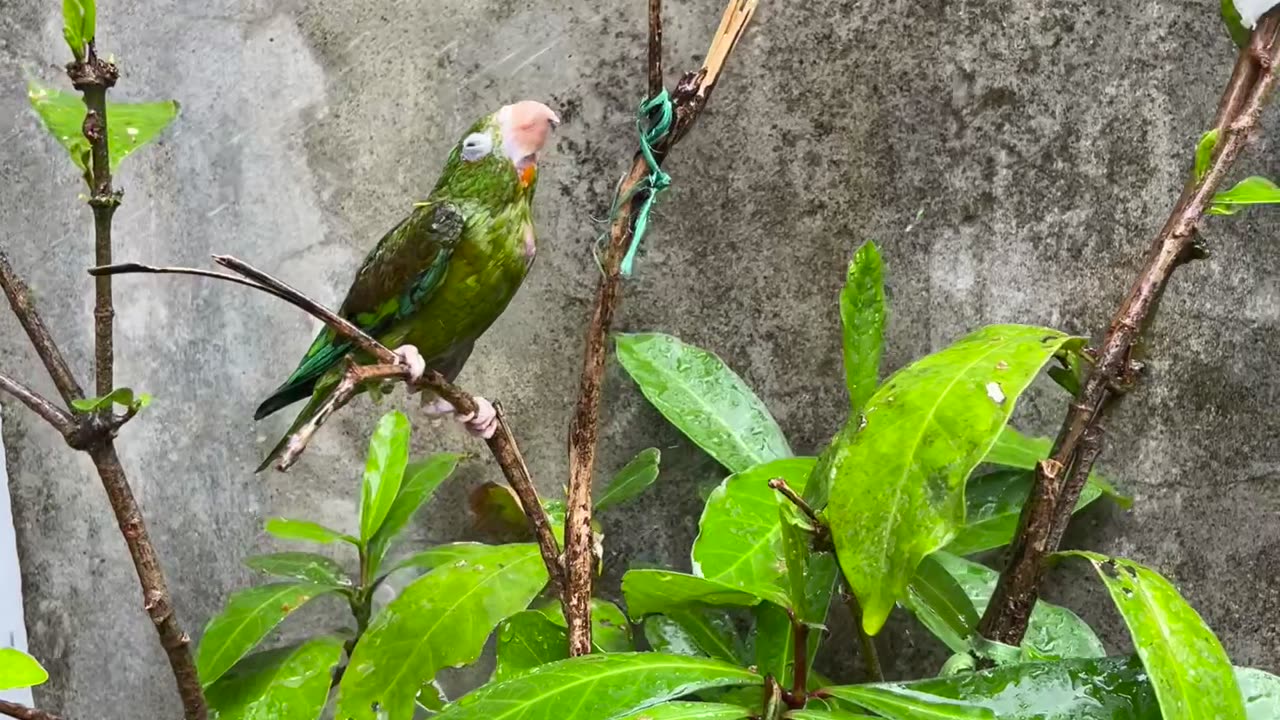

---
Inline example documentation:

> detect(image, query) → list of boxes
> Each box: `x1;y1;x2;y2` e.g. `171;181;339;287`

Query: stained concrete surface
1;0;1278;716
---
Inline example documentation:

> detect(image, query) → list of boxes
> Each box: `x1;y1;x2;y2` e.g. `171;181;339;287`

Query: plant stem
0;701;64;720
841;583;883;682
562;0;759;659
789;611;809;705
0;254;84;405
768;478;820;525
0;371;75;436
979;14;1280;645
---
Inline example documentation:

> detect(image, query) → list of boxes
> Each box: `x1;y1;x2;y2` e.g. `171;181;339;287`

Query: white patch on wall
0;416;34;707
1234;0;1280;28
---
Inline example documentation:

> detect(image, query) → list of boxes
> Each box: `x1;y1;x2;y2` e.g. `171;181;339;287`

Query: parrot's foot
393;345;427;383
421;395;499;440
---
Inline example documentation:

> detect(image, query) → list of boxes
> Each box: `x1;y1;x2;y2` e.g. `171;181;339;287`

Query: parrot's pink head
498;100;561;187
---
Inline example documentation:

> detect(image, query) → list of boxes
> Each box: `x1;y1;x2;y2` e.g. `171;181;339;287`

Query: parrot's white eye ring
461;132;493;162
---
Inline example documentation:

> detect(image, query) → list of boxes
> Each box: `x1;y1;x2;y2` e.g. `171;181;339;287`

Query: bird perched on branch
254;100;560;472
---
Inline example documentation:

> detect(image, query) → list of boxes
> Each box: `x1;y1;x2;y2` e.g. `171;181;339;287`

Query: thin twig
841;582;884;682
980;14;1280;645
97;257;566;592
0;700;64;720
648;0;663;97
0;371;75;436
562;0;759;659
768;478;820;526
0;253;84;405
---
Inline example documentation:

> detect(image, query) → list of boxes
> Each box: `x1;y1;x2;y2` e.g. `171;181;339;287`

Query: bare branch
0;253;84;405
0;700;65;720
562;0;758;658
0;371;75;437
979;13;1280;645
768;478;820;526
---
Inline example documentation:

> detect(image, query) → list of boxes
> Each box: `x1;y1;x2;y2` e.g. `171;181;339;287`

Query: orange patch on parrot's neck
519;164;537;187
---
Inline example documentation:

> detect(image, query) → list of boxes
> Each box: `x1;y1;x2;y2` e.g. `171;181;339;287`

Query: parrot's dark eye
461;133;493;162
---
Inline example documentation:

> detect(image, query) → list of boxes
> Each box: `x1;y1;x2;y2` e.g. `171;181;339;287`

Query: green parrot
255;100;560;472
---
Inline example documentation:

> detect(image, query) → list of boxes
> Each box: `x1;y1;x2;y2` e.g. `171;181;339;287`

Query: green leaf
27;80;179;178
197;582;337;687
0;648;49;691
786;711;877;720
597;448;662;511
1239;666;1280;718
922;552;1104;660
622;569;760;619
433;653;761;720
264;518;357;546
692;458;816;608
1211;176;1280;216
336;543;548;720
367;453;463;566
753;603;817;691
841;241;887;413
831;656;1160;718
61;0;95;60
616;333;791;474
1195;129;1220;183
945;469;1103;556
494;611;569;682
359;411;411;542
1222;0;1253;47
983;427;1129;508
205;636;344;720
902;554;980;653
643;609;746;664
826;686;994;719
536;598;634;653
244;552;352;588
1065;551;1245;719
820;325;1081;635
617;702;753;720
392;542;517;575
69;386;151;413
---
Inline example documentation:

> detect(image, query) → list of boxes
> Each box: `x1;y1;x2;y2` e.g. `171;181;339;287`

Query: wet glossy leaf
244;552;352;588
434;653;762;720
644;609;746;664
618;702;753;720
417;681;447;712
1239;666;1280;718
392;542;515;574
27;80;179;177
753;552;836;689
70;386;151;413
0;648;48;690
984;427;1128;508
537;598;634;653
367;453;463;566
1066;551;1245;719
902;554;980;652
692;458;816;608
359;411;411;542
598;448;662;511
1195;129;1220;183
622;570;760;619
820;325;1081;635
786;711;877;719
494;611;568;681
841;241;886;413
945;469;1103;556
337;543;548;720
1223;0;1254;45
827;686;993;719
197;582;337;687
927;552;1104;660
264;518;357;546
616;333;791;473
205;636;344;720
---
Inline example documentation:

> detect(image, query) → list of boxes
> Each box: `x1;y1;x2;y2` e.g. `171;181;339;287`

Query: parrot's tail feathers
255;391;329;473
254;379;317;421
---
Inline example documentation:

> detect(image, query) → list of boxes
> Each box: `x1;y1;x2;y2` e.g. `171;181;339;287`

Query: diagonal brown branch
979;13;1280;645
0;253;84;405
563;0;759;657
93;257;567;593
0;371;75;436
0;700;64;720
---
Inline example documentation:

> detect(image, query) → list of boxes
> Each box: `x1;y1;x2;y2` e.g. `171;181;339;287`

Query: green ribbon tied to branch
614;89;674;277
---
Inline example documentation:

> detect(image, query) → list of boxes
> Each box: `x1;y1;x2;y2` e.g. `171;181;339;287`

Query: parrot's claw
420;395;498;440
393;345;427;383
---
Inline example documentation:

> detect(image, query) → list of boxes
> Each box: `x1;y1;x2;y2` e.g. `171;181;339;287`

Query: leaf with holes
28;79;178;179
1065;551;1245;719
692;458;815;608
0;648;48;691
622;570;760;619
204;636;344;720
244;552;352;588
336;543;548;720
841;240;887;413
597;447;662;511
197;582;338;687
820;325;1081;635
433;653;761;720
616;333;791;474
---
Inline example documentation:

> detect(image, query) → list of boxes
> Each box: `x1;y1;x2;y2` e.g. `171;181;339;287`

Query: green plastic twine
618;90;674;277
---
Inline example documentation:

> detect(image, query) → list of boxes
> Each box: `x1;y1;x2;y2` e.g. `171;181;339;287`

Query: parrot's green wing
254;201;465;420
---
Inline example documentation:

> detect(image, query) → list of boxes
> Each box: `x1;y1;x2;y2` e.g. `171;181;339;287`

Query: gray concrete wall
2;0;1278;716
